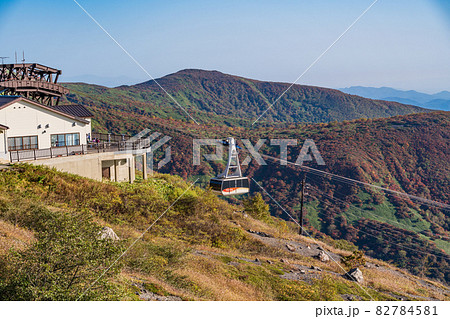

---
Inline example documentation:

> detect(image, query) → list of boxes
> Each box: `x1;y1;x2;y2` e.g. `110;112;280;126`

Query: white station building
0;62;152;182
0;96;92;160
0;95;144;183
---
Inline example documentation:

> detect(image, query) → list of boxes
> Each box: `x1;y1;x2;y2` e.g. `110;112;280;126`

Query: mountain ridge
62;69;429;126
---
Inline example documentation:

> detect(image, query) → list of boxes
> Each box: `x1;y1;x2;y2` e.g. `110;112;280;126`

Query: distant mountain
61;74;147;88
340;86;450;111
62;69;428;127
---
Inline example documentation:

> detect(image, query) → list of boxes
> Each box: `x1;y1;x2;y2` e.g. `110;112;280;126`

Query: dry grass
0;220;34;255
121;270;192;300
364;266;449;300
174;254;266;300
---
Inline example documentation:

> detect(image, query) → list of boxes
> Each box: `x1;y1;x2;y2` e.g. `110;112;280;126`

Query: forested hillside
62;69;427;127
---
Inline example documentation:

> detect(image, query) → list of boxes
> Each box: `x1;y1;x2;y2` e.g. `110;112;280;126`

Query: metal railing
10;145;87;162
10;134;152;162
87;139;152;153
91;132;132;143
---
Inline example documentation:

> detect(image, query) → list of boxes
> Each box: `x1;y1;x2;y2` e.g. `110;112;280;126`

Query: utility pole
299;175;306;235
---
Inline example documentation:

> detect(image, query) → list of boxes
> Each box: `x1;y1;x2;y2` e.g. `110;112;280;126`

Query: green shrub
0;207;124;301
243;193;272;222
341;250;366;270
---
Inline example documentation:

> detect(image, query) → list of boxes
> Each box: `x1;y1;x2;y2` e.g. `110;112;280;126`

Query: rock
315;267;322;271
307;245;311;249
280;259;289;264
267;260;273;264
286;244;296;252
98;227;119;241
317;246;323;251
243;213;248;218
258;231;271;238
300;269;306;274
310;265;315;269
345;268;364;283
341;294;359;301
255;258;260;262
317;250;330;262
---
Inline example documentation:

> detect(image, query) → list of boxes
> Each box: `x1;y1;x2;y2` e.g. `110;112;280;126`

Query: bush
243;193;271;222
0;207;125;301
341;250;366;270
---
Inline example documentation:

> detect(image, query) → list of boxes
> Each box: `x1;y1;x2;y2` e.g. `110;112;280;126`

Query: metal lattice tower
219;137;243;178
0;63;69;106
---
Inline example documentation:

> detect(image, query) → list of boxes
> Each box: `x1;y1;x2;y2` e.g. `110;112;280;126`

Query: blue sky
0;0;449;92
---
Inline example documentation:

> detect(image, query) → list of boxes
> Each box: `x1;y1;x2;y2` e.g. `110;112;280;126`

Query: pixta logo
193;138;325;166
119;129;172;171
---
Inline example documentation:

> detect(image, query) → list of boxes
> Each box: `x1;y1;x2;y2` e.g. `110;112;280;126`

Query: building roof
0;96;90;124
0;96;21;107
50;104;94;118
0;123;9;130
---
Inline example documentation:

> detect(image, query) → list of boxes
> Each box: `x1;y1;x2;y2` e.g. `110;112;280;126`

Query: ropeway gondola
209;137;250;196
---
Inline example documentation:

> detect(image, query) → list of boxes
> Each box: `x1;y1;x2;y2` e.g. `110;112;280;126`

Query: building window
51;133;80;147
8;136;38;151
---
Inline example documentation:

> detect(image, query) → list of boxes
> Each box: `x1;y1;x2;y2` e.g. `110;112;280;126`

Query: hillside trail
246;230;450;300
187;228;449;301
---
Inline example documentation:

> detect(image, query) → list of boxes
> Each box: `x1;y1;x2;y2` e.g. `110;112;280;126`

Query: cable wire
260;153;450;211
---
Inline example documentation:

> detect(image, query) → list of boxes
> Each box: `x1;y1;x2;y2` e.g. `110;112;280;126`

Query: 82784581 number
375;305;437;316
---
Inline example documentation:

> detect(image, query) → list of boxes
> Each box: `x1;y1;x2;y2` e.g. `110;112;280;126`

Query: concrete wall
0;100;91;150
29;152;136;183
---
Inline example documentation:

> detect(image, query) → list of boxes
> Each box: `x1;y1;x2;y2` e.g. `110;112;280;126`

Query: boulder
345;268;364;283
286;244;296;252
317;250;330;262
98;227;120;241
258;231;271;238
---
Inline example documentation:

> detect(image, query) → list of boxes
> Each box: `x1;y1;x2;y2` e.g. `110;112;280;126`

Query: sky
0;0;449;93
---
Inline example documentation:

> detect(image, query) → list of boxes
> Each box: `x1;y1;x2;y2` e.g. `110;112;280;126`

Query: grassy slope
0;164;448;301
